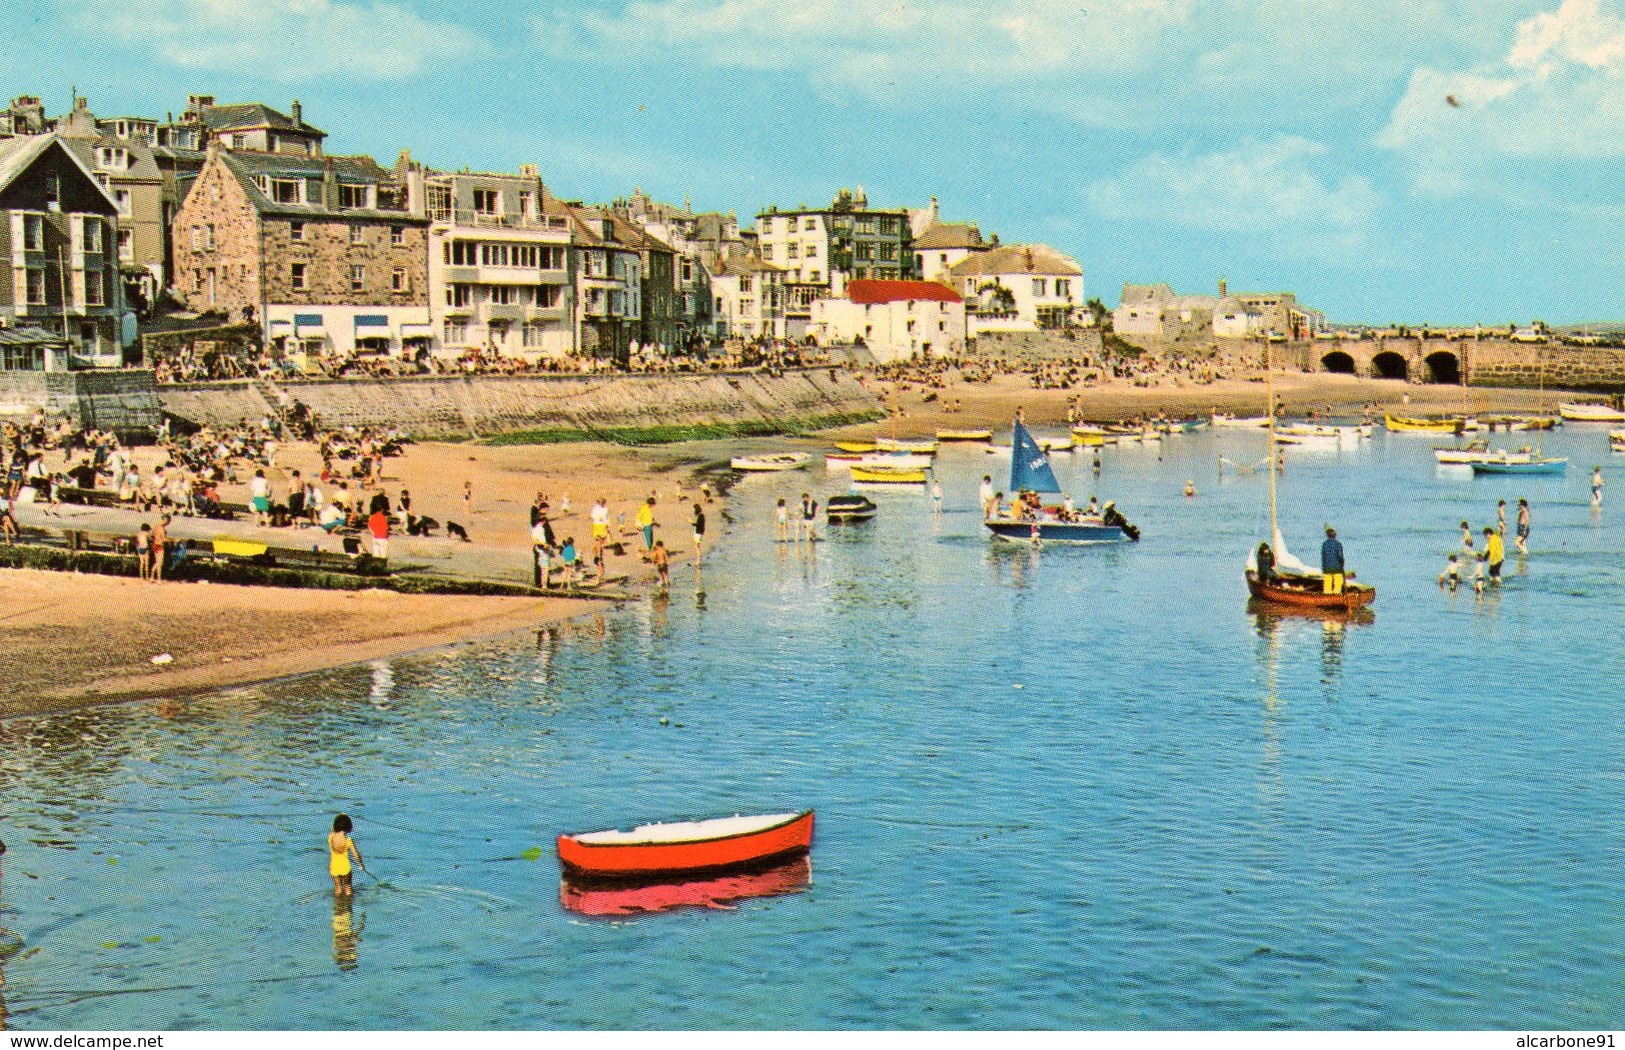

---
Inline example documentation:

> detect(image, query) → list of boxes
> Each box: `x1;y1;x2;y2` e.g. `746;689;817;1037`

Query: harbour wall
158;367;884;440
0;369;162;437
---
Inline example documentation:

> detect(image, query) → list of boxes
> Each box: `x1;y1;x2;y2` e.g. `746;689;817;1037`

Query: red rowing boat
556;811;814;879
1246;571;1375;611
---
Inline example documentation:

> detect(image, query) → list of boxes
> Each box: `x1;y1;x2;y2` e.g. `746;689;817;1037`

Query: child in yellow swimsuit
328;814;363;896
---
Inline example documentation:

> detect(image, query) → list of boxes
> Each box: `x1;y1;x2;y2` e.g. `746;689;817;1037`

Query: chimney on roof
1218;277;1227;298
930;196;938;222
1024;247;1034;271
854;185;867;209
290;99;302;126
322;155;339;210
519;163;538;179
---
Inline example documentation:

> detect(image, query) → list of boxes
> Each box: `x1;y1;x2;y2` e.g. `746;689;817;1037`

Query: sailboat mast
1266;338;1278;538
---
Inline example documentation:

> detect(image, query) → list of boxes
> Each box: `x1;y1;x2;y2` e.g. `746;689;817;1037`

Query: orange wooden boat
1246;571;1375;611
559;855;811;916
557;811;814;879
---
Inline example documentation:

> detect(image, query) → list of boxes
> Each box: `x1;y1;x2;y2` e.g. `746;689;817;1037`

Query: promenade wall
0;369;161;437
158;368;884;439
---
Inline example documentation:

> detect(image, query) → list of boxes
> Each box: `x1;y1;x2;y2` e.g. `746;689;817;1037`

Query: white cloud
1379;0;1625;167
1085;137;1382;245
542;0;1196;96
81;0;483;81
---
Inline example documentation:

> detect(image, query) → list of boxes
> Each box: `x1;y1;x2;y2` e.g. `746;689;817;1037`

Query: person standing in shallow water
1516;498;1531;554
328;814;363;897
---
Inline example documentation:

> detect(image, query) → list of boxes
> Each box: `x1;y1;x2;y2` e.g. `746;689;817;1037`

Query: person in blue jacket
1321;525;1346;594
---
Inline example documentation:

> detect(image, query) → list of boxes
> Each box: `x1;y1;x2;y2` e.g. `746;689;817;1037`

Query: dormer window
339;184;372;210
473;188;500;216
270;179;303;205
96;147;129;171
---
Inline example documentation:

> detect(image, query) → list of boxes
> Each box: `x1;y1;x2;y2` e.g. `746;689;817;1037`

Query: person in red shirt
368;507;389;560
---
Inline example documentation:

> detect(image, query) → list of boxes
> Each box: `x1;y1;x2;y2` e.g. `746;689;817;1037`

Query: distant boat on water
1385;412;1461;433
983;418;1138;544
1559;402;1625;423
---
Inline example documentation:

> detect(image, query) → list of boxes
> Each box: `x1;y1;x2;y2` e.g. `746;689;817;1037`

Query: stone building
0;134;127;366
406;158;575;360
810;278;965;362
55;96;168;311
563;206;648;367
947;244;1083;334
170;143;428;363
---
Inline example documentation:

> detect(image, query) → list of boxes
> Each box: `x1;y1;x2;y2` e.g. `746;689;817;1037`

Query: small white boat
874;437;939;454
730;452;811;472
1211;414;1271;428
857;452;932;469
1560;402;1625;423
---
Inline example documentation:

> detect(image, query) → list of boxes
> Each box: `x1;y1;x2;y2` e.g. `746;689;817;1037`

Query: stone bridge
1270;337;1625;390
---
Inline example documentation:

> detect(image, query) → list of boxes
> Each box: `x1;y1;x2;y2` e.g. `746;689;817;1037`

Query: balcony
432;209;571;233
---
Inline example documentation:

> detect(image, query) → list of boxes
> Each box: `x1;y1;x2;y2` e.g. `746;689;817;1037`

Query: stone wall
159;367;881;439
1466;340;1625;391
0;368;160;437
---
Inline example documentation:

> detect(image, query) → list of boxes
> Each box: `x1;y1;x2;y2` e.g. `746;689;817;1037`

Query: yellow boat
212;536;269;557
836;440;877;453
935;429;992;442
850;466;928;484
1384;412;1461;433
1071;426;1106;446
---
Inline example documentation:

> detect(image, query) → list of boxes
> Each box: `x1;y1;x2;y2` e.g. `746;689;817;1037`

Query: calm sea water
3;425;1623;1030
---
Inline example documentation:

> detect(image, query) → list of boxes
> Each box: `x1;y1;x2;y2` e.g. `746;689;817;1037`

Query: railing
430;209;570;232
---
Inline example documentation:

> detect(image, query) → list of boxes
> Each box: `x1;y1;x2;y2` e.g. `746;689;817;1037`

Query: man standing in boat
1321;526;1346;595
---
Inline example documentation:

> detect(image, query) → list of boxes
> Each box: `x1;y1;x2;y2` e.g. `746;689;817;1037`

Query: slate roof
0;135;120;211
217;150;422;222
200;103;325;139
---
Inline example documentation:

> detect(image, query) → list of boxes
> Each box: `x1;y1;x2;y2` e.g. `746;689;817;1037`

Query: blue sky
16;0;1625;324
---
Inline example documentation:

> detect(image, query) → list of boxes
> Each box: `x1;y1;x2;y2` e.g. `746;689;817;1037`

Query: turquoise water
2;426;1623;1030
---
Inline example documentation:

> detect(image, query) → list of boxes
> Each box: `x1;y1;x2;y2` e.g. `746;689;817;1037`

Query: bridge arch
1321;351;1356;374
1372;351;1409;380
1424;350;1460;385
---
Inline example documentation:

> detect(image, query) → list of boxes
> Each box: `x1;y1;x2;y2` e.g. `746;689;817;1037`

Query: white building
709;255;785;341
811;278;965;363
946;244;1082;334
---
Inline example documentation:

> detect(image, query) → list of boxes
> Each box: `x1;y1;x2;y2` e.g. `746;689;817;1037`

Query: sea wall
159;367;884;440
0;369;161;437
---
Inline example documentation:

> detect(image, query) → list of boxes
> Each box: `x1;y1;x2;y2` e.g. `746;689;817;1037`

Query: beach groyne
159;367;884;440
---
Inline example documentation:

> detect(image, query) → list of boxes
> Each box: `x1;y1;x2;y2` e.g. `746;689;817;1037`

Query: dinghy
557;811;814;880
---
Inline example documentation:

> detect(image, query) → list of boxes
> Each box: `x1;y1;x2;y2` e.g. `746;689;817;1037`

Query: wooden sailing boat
1246;342;1375;610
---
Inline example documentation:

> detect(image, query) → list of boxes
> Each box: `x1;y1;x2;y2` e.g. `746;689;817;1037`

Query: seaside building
947;244;1082;334
909;198;987;281
0;95;49;140
563;206;650;367
158;94;326;158
708;255;785;342
0;134;129;367
405;157;575;361
1118;280;1328;342
810;278;964;362
170;142;429;364
608;189;722;352
757;187;914;340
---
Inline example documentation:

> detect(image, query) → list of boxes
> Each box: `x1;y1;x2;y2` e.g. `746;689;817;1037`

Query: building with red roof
811;277;966;363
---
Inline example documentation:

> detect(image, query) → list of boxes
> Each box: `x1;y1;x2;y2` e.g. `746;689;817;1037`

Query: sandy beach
0;371;1559;719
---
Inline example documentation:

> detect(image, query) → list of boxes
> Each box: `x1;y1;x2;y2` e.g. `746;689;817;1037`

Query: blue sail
1010;419;1063;494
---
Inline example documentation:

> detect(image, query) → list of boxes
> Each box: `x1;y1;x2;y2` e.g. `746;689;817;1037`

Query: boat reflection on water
559;855;812;918
1249;598;1373;690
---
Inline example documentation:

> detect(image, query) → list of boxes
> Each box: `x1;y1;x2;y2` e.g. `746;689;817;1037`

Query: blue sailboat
983;418;1140;544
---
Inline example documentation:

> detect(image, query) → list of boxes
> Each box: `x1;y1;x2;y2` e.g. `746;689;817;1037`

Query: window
536;285;561;308
96;147;128;170
856;242;875;261
879;216;899;235
291;263;307;290
339;184;371;210
113;189;132;216
446;240;477;266
805;241;818;257
427;185;452;222
541;245;565;270
85;273;106;306
117;228;133;262
23;214;43;251
26;268;45;304
1032;278;1047;297
271;179;302;204
349;224;365;245
390;225;405;246
879;243;896;261
391;267;407;292
740;298;754;315
761;244;773;261
203;224;215;250
809;270;821;283
681;259;693;281
83;217;103;253
1055;279;1071;299
447;284;473;308
44;173;60;203
289;220;305;241
473;188;500;215
444;321;467;344
489;286;515;305
518;191;533;218
230;133;246;149
739;276;753;293
587;251;606;278
350;265;365;291
786;243;799;260
803;217;816;231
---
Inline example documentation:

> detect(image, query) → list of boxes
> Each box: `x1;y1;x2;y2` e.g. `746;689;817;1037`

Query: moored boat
935;428;992;442
557;811;814;880
1211;414;1271;428
826;494;879;522
874;437;940;454
1384;412;1461;433
850;465;928;484
1246;571;1376;611
984;418;1138;544
1611;429;1625;452
856;451;932;469
1559;402;1625;423
730;452;810;472
1433;439;1491;464
835;440;877;453
1469;454;1567;475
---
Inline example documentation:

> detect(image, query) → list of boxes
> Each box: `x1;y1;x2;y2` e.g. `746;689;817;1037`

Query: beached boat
984;418;1138;544
857;451;932;469
826;493;879;522
730;452;810;472
850;465;928;484
1384;412;1461;433
835;440;877;453
1559;402;1625;423
557;811;814;880
825;452;865;469
1211;414;1271;428
1037;435;1074;453
1248;349;1375;611
935;428;992;442
1070;426;1108;446
560;855;812;917
874;437;939;454
212;537;269;558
